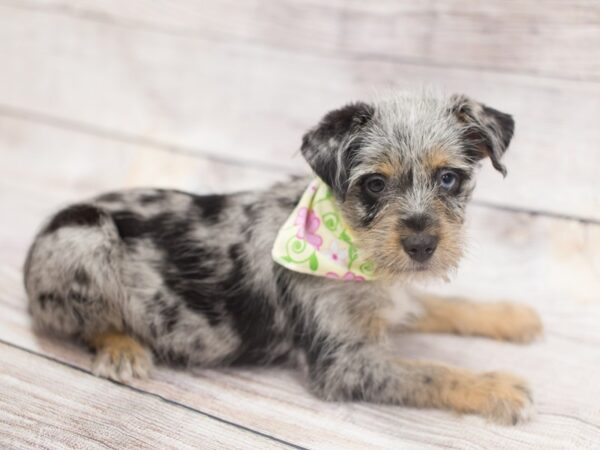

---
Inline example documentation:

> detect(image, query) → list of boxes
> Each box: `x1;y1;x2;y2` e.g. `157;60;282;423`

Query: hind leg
25;203;153;381
25;205;123;336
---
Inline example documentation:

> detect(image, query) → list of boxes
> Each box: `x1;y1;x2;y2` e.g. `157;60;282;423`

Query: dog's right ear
450;94;515;177
301;102;374;199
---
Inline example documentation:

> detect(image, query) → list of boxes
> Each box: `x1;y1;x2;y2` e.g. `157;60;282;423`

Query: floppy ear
451;95;515;176
301;102;374;199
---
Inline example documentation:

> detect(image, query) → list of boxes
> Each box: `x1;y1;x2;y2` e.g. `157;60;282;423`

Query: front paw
489;303;543;343
454;371;534;425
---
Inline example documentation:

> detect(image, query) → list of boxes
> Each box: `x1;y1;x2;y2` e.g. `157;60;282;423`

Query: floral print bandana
271;178;377;281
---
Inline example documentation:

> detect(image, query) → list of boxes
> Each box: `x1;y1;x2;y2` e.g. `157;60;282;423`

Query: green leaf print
347;245;358;269
339;229;352;244
309;252;319;271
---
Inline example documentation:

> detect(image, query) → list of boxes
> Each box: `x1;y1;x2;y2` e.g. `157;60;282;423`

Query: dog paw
491;303;543;343
473;372;534;425
91;333;152;382
442;370;534;425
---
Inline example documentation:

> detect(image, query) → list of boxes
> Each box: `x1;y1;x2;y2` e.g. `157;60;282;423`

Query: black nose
401;234;439;263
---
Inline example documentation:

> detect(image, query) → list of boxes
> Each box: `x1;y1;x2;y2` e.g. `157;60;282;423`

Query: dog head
301;91;514;280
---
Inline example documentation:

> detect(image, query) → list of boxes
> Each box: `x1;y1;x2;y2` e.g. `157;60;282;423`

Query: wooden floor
1;1;599;448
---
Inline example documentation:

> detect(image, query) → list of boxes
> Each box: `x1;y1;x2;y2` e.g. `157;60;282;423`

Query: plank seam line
544;330;600;346
541;412;600;432
0;337;307;450
0;103;298;173
1;0;599;85
1;102;599;225
471;201;600;226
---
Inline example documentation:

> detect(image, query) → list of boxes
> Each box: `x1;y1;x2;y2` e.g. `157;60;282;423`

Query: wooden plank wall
0;1;599;448
1;0;599;219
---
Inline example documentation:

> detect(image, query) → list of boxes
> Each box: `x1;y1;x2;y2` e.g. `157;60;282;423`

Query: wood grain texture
7;0;600;81
1;287;599;449
0;343;289;450
1;2;599;447
1;118;599;449
0;3;599;219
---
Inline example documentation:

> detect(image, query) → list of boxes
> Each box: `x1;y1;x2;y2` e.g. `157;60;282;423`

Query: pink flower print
294;207;323;250
342;271;365;282
323;240;348;265
325;271;365;282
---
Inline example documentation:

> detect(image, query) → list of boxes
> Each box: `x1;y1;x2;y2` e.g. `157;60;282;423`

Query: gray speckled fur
24;91;515;407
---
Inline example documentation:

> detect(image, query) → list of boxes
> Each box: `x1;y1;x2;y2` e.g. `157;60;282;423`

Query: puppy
24;92;542;424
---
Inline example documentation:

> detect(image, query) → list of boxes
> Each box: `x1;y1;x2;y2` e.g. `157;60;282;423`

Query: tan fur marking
408;293;543;343
375;161;398;178
89;331;152;381
424;147;451;170
399;360;533;424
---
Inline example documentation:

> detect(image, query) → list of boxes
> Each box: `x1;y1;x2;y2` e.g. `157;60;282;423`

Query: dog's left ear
450;95;515;176
301;102;374;199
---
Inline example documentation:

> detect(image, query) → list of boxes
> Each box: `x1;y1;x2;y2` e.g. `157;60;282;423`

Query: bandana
271;178;377;281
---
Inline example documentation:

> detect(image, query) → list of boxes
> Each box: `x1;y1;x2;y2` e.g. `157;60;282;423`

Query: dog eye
438;170;460;192
364;175;386;195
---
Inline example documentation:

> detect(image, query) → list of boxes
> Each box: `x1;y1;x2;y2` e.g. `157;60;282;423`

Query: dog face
301;92;514;280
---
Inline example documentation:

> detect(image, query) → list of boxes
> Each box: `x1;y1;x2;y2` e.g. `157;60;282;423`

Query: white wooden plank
0;342;288;449
0;117;599;448
8;0;600;81
0;4;598;219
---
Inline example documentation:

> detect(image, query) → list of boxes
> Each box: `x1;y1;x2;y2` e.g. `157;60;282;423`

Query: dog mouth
403;261;431;273
409;264;430;272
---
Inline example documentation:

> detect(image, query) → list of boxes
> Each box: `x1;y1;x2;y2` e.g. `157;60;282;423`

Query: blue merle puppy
24;92;542;424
